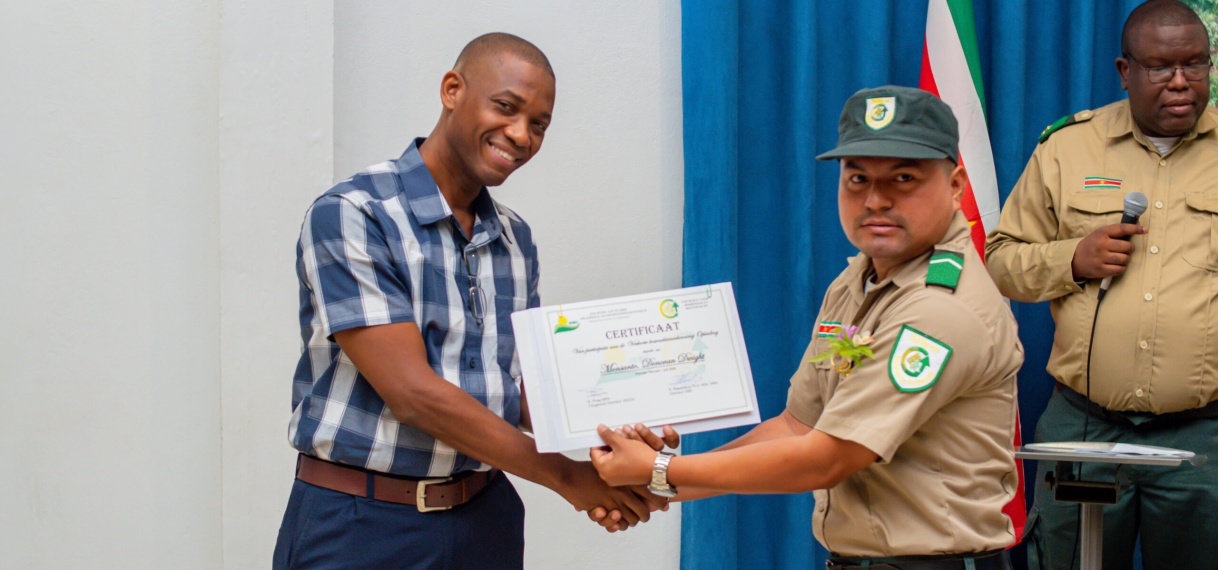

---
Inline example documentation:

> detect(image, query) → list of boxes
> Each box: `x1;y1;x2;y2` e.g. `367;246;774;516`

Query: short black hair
1121;0;1210;56
454;32;554;78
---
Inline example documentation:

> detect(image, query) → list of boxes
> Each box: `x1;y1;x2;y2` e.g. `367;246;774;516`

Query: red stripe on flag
1005;415;1028;541
919;40;940;95
920;41;986;261
957;156;988;261
919;23;1026;543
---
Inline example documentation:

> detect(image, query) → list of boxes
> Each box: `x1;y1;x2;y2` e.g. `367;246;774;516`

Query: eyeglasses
461;247;487;327
1124;53;1213;84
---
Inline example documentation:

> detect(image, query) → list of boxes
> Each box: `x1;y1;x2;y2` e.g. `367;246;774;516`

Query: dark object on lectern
1048;461;1119;504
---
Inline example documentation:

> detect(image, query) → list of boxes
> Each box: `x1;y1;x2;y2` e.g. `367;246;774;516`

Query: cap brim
816;139;953;162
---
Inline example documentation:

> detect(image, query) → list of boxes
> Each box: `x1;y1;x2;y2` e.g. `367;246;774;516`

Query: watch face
648;484;678;498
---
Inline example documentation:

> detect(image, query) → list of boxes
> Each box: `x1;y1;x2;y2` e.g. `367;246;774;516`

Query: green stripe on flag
1083;177;1122;190
944;0;986;114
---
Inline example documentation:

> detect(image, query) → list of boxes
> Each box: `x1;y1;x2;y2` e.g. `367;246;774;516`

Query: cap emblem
865;97;896;130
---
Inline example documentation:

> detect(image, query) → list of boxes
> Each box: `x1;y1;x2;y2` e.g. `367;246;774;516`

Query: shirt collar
844;211;972;300
1106;99;1218;143
394;137;507;245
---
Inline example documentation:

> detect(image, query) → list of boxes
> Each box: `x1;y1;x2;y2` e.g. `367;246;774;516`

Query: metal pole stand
1016;444;1205;570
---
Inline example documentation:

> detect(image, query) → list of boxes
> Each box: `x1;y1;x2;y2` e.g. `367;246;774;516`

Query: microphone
1098;191;1148;300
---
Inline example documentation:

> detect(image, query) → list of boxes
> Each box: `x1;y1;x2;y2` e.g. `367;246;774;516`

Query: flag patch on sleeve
816;321;843;338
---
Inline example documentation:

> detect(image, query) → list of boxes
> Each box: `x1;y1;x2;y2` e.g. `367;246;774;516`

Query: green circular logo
900;346;930;377
659;299;679;319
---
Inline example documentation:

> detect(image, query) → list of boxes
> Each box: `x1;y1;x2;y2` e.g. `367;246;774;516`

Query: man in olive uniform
591;85;1023;569
985;2;1218;568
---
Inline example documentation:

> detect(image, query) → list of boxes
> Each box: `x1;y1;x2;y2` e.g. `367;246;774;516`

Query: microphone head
1124;191;1149;218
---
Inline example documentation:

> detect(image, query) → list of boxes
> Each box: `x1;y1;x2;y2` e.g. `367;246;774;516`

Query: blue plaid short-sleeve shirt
289;138;540;477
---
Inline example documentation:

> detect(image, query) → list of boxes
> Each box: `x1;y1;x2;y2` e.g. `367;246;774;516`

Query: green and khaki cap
816;85;959;163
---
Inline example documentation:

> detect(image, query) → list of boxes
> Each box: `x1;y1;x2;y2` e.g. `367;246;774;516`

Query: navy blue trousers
273;473;525;570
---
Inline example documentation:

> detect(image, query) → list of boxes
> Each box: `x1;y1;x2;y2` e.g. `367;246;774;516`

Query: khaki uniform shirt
986;100;1218;413
787;214;1022;557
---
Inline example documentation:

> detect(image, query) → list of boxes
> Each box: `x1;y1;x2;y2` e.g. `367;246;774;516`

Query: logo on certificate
554;315;580;334
659;299;679;319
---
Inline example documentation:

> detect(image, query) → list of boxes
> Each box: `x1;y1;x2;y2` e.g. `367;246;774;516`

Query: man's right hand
1071;223;1147;280
558;459;652;532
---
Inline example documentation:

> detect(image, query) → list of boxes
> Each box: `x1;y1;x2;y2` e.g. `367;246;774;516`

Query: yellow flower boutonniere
810;325;875;376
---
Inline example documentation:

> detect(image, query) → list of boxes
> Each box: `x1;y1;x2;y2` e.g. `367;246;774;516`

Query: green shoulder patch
1038;109;1094;144
888;325;953;393
926;249;964;292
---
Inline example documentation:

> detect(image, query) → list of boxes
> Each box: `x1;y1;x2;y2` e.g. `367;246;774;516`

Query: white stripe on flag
925;0;1000;234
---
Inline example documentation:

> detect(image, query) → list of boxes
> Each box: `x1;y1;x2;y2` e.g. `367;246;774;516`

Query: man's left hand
589;424;658;487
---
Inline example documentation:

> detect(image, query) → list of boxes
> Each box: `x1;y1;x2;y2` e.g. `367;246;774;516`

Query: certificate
512;283;760;452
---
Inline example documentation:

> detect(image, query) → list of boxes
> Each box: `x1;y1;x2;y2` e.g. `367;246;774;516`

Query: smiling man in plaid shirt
273;33;657;570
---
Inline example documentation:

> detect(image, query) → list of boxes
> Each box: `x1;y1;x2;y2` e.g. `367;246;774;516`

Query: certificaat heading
605;321;680;339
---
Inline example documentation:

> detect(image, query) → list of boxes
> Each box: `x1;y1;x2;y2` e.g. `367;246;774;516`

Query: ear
949;162;968;211
1116;57;1131;91
440;70;463;111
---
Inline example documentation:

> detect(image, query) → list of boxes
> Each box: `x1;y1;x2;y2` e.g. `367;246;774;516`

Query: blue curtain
680;1;1142;568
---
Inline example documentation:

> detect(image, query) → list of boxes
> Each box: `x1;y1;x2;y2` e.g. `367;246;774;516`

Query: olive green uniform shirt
787;214;1022;557
986;100;1218;413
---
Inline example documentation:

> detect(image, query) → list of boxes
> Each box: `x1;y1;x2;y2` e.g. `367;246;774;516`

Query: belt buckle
416;477;454;512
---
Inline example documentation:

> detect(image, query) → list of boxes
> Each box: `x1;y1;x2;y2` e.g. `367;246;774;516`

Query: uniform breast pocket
495;292;527;314
494;293;528;377
1182;191;1218;271
810;336;835;371
1064;189;1126;238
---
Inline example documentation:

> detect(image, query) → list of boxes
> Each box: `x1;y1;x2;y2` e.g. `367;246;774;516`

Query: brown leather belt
296;454;496;512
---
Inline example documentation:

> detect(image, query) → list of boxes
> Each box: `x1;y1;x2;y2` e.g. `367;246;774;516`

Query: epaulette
1038;109;1095;144
926;248;964;292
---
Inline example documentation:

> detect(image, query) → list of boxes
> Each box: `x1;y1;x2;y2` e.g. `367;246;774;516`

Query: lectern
1015;443;1205;570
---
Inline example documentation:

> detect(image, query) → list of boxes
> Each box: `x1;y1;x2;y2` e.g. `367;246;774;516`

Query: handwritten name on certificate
512;283;760;452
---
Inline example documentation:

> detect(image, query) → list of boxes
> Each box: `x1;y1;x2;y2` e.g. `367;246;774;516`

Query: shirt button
1136;388;1145;397
1150;245;1160;254
469;358;478;369
1159;159;1167;166
1139;340;1149;349
1144;293;1153;301
1154;200;1164;209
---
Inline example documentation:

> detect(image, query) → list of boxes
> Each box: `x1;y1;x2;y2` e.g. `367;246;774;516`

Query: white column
0;1;222;568
333;2;684;568
217;1;335;567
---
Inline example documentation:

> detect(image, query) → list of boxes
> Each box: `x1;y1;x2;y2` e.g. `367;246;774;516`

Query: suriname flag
1084;176;1123;190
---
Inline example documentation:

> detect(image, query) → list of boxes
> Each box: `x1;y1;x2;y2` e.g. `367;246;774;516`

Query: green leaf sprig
810;325;875;376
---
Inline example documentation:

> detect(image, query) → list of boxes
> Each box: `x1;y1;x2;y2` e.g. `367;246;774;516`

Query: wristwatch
648;451;678;498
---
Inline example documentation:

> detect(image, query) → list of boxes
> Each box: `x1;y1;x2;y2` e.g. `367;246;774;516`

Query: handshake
561;423;682;533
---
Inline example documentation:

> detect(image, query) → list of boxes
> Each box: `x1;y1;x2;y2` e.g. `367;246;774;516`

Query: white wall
0;2;223;569
332;2;685;568
1;1;682;568
218;1;335;567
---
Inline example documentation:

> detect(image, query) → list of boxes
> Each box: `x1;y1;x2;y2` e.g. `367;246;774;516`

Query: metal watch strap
650;451;676;494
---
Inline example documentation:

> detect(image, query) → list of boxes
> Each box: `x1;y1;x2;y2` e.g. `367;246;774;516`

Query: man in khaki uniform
985;2;1218;568
590;86;1023;570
